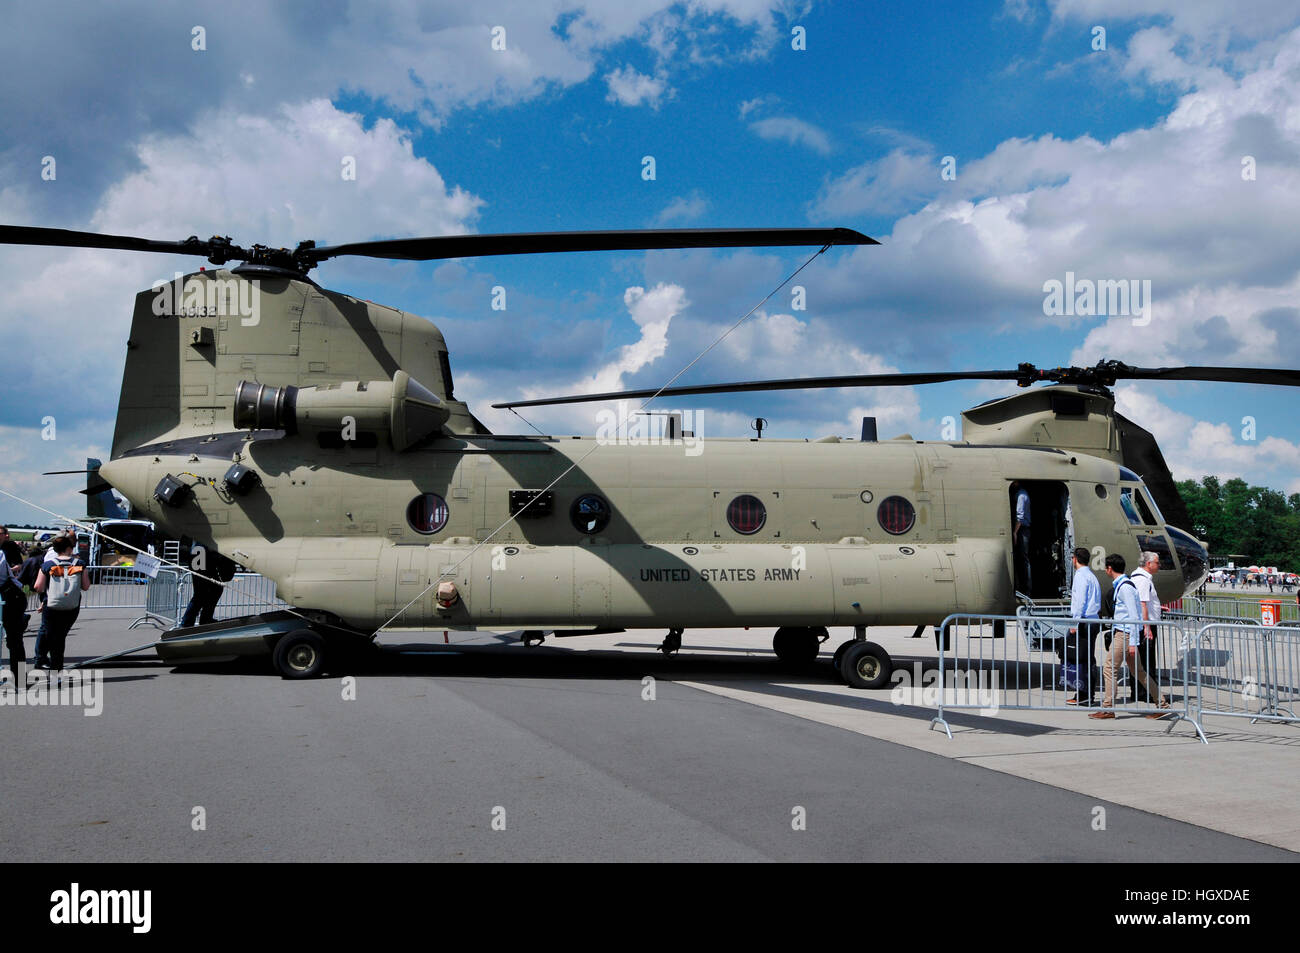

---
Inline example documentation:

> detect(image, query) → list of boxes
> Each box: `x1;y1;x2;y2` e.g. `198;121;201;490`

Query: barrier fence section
931;614;1206;743
176;571;289;622
932;612;1300;742
25;565;157;613
22;565;287;629
1192;623;1299;726
1198;595;1300;624
130;569;181;630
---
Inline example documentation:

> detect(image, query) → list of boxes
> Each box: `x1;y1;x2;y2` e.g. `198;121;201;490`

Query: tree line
1176;476;1300;568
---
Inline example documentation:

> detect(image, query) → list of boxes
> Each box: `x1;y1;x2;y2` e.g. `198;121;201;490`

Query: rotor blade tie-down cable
372;243;833;636
507;407;549;436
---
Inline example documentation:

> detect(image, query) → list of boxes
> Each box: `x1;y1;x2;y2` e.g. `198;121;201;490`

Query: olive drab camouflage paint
101;271;1206;637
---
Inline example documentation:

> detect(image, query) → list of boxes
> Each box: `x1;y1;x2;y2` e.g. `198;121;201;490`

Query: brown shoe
1089;710;1115;719
1146;712;1169;720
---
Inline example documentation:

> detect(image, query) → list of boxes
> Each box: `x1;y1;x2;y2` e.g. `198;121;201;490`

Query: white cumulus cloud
604;66;670;108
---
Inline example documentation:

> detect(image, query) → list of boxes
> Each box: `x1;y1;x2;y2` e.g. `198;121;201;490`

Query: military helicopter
5;223;1282;686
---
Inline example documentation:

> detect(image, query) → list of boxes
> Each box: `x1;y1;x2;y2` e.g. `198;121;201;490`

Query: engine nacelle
234;371;449;450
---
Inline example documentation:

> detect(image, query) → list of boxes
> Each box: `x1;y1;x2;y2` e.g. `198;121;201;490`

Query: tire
831;640;854;675
274;629;326;679
773;626;820;665
839;641;892;690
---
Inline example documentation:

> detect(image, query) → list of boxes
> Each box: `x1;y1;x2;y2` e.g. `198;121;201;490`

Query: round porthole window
727;494;767;535
1095;484;1108;500
407;493;449;535
877;495;916;535
571;494;612;534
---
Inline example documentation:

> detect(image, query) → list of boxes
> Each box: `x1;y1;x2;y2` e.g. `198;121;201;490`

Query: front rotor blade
311;227;876;264
0;225;241;259
1117;366;1300;387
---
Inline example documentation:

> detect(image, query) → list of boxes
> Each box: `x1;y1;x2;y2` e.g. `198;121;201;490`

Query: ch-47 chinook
6;223;1281;686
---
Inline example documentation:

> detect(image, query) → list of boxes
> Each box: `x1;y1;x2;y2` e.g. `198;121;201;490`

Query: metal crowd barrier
1191;623;1299;726
1199;595;1300;623
1162;610;1259;667
25;564;156;613
175;571;289;622
930;614;1206;742
17;564;288;629
931;611;1300;742
129;569;182;630
1165;596;1204;615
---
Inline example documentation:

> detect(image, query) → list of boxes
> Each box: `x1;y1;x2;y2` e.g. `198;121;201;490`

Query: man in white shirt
1130;551;1163;704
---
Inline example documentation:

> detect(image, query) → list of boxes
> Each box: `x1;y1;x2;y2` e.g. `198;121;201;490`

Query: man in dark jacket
181;546;237;627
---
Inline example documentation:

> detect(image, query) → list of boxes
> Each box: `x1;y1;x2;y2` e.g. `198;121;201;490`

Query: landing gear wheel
832;640;854;673
660;628;683;656
274;629;326;679
839;641;892;690
521;630;545;647
773;626;824;665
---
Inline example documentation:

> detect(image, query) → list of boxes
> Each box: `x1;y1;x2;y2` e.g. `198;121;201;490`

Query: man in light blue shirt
1092;553;1169;717
1065;547;1101;705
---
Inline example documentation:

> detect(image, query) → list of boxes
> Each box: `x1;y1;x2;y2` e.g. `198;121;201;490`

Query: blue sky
3;0;1300;523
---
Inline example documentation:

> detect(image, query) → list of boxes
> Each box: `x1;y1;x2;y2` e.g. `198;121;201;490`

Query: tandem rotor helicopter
5;222;1282;685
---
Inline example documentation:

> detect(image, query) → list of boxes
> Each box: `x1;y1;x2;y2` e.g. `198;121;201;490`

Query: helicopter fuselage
101;432;1203;633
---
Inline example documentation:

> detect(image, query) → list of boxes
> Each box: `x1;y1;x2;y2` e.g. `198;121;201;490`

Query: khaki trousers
1100;631;1166;708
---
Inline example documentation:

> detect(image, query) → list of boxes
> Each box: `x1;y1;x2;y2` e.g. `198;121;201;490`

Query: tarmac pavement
1;609;1294;861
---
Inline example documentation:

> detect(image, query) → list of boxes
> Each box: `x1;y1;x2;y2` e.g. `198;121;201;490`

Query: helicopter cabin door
1008;480;1071;601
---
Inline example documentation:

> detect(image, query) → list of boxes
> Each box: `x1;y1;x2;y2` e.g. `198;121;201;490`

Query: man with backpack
33;535;90;674
1091;553;1169;719
31;537;71;670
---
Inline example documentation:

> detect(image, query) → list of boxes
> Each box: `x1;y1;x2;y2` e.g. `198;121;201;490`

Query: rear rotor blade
493;369;1024;409
493;360;1300;409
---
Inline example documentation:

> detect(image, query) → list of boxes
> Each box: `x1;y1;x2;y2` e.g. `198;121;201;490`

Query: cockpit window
1119;488;1142;525
1133;491;1156;526
1120;486;1156;526
1140;487;1165;525
1136;533;1176;571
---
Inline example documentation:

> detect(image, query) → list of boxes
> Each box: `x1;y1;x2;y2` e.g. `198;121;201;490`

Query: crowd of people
0;526;91;686
1212;571;1295;592
1;526;237;686
1054;548;1173;717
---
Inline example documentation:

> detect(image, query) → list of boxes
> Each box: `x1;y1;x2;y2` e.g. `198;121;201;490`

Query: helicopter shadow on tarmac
75;639;854;686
